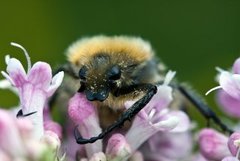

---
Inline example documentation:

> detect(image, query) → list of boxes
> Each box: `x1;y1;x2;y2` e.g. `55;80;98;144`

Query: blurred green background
0;0;240;124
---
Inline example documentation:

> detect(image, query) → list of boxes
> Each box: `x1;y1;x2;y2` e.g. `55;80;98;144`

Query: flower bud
106;134;131;161
198;128;231;160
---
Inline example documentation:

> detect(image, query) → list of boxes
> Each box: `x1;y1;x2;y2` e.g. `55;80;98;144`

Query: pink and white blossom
1;42;64;139
206;57;240;118
125;71;190;153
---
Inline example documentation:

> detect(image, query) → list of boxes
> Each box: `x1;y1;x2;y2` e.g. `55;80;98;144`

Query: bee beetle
55;35;232;144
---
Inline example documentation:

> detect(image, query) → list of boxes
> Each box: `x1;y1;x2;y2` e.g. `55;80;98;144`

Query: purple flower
198;128;231;161
125;71;190;153
1;42;64;139
206;57;240;118
206;57;240;98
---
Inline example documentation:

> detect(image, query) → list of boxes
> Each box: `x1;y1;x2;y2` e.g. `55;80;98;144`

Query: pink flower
198;128;231;161
68;93;103;158
206;58;240;118
206;57;240;99
125;71;190;153
1;42;64;139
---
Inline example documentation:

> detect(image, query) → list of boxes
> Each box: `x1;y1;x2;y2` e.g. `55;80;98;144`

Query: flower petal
217;90;240;118
169;111;190;133
46;71;64;97
227;132;240;156
154;115;179;131
233;58;240;74
27;62;52;89
0;79;12;89
4;55;10;65
219;72;240;99
146;85;173;113
6;58;27;87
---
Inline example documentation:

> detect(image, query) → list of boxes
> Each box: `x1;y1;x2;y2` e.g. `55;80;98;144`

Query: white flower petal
154;116;179;131
0;79;12;89
219;72;240;99
163;70;176;85
46;71;64;96
6;58;27;87
5;55;10;65
169;111;190;133
233;57;240;74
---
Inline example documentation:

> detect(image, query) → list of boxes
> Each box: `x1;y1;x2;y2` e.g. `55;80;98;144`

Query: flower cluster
2;42;240;161
68;71;191;160
199;57;240;161
0;43;64;161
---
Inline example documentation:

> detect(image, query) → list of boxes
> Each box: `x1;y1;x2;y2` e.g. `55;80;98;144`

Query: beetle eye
108;65;121;80
79;66;87;80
